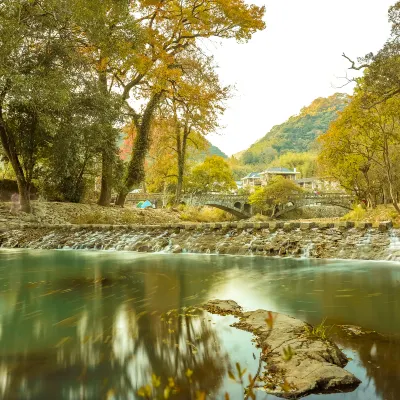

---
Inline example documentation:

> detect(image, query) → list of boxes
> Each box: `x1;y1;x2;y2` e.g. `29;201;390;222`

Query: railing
124;191;353;206
182;194;248;202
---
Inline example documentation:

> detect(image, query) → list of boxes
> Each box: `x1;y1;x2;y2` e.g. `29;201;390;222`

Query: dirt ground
0;201;183;228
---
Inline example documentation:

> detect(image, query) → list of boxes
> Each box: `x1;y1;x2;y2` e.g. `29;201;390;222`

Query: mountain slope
240;93;349;166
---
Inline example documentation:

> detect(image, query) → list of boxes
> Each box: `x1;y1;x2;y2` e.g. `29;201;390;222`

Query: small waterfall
3;223;400;262
301;242;314;259
358;230;372;246
387;229;400;261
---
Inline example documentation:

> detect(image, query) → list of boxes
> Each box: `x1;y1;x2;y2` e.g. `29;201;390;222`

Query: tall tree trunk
97;66;114;206
175;125;183;204
116;92;162;206
383;138;400;213
0;110;31;213
98;149;113;206
175;121;189;204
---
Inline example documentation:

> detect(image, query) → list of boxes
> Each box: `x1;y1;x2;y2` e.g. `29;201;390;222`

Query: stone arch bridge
125;192;354;219
273;193;354;218
181;194;252;218
125;193;252;218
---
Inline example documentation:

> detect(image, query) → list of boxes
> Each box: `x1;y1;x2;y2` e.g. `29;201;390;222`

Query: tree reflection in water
1;251;399;400
332;329;400;400
0;260;231;399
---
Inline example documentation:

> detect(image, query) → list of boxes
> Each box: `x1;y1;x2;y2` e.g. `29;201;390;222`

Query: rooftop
260;167;300;175
242;172;261;179
296;178;318;183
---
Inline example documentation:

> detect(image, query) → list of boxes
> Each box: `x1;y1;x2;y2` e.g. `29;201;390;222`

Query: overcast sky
206;0;395;156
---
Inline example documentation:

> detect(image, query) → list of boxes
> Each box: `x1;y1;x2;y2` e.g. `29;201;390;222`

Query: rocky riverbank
202;300;360;398
1;220;399;261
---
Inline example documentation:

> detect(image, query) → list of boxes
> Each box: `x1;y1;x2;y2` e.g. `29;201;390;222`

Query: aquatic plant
303;318;331;340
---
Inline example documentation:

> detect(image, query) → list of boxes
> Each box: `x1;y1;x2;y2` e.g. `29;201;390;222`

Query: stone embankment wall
281;205;348;220
0;221;398;261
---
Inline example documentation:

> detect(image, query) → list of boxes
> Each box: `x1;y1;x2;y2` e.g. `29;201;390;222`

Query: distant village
239;167;342;193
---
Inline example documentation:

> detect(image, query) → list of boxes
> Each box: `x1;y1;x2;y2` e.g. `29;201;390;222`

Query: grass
341;204;400;226
179;206;235;223
303;318;331;341
70;209;144;225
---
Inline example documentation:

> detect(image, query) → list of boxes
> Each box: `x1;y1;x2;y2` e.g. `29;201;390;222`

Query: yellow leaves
163;386;171;399
54;314;81;327
195;391;206;400
282;345;295;362
55;336;72;348
185;368;194;379
167;377;175;388
141;0;162;6
152;374;161;388
228;370;236;382
137;385;152;398
97;56;110;72
228;362;247;384
281;379;293;393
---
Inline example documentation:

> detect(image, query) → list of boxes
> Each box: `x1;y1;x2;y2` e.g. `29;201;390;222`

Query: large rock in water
202;300;360;399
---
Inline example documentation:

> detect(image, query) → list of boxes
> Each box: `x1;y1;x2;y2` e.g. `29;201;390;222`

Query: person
10;193;20;214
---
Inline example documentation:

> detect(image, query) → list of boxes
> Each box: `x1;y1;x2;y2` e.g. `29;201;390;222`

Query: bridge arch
234;201;242;209
204;203;249;219
243;203;251;214
274;196;353;218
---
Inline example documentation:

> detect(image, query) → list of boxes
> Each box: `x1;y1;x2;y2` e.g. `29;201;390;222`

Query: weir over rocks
0;220;399;261
201;300;360;398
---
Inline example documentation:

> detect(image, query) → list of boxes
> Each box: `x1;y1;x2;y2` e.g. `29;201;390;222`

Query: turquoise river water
0;250;399;399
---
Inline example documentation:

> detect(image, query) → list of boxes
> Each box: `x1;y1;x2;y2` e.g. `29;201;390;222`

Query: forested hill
209;145;228;159
188;142;228;163
239;93;349;165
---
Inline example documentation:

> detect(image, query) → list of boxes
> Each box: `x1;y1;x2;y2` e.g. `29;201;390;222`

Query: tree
0;0;85;212
41;83;121;203
249;176;303;217
68;0;141;206
343;2;400;105
186;156;237;194
114;0;266;206
160;55;229;203
318;90;400;211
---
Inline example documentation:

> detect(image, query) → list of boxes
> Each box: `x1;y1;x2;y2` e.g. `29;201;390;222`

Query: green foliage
341;205;367;221
342;204;400;225
0;0;125;208
318;88;400;211
303;319;330;341
186;156;237;194
209;145;228;159
249;176;303;216
268;152;318;178
40;84;122;202
240;93;349;168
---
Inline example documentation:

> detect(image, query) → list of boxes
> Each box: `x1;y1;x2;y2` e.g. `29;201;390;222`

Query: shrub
180;206;235;222
342;204;367;221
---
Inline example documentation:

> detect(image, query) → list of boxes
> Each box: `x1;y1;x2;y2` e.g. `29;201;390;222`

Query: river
0;250;398;399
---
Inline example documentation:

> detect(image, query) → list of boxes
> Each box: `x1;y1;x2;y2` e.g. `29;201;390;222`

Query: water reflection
0;251;398;399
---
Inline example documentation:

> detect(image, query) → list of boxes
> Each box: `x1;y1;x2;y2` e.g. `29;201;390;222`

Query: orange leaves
141;0;162;6
265;311;275;329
